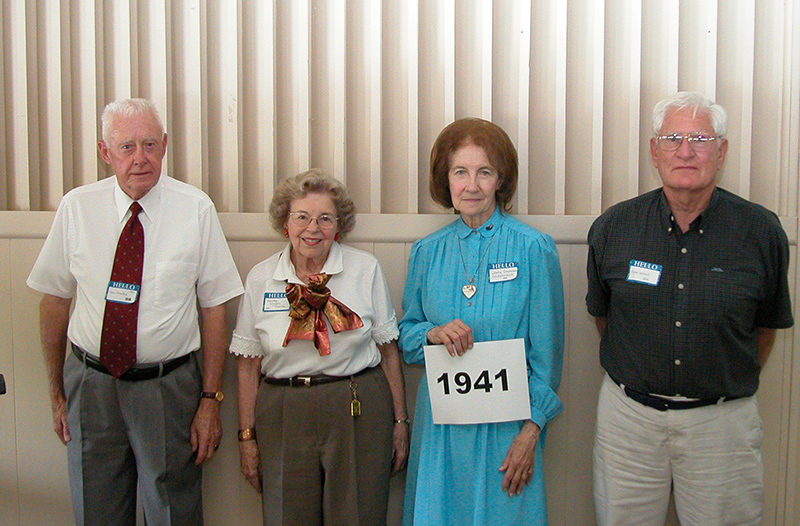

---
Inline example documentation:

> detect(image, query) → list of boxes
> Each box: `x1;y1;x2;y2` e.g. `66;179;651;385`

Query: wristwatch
200;390;224;402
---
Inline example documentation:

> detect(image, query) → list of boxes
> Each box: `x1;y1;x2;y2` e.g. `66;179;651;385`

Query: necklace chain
457;233;493;298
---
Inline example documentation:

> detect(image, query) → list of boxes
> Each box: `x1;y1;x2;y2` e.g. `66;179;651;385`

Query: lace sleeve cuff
229;333;264;357
372;315;400;345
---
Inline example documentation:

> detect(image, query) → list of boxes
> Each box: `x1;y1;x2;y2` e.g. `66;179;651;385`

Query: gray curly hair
269;169;356;238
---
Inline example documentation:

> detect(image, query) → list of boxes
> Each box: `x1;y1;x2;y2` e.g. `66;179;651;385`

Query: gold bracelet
238;428;257;441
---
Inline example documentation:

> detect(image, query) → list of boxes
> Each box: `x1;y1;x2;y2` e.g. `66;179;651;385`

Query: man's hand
191;398;222;464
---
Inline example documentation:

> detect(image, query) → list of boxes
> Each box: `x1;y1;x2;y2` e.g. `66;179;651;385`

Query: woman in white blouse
230;169;408;526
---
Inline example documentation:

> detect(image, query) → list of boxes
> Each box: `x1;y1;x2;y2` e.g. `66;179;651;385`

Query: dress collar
454;206;505;239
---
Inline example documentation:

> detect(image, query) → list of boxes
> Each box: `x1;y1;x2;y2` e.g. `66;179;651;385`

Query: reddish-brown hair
429;118;518;211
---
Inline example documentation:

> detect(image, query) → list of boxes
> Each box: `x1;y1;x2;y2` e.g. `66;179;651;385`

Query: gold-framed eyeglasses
655;133;719;152
287;211;338;230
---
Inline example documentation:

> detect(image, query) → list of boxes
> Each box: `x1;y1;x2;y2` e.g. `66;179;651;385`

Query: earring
334;233;340;242
284;228;289;238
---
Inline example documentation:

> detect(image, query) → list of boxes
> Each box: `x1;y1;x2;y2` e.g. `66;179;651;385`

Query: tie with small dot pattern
99;201;144;378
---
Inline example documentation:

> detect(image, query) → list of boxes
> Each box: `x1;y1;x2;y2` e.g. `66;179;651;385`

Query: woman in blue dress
400;118;564;525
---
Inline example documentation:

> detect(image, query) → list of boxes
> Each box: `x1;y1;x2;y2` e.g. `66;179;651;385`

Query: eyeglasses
287;211;338;230
655;133;719;152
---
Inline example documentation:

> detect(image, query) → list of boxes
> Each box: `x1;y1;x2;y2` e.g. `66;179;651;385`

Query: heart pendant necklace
457;234;493;299
462;283;477;299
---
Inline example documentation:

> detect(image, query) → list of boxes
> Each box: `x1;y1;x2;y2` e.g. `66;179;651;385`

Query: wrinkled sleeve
755;213;794;329
196;200;244;308
398;241;435;365
229;270;265;358
27;198;76;298
585;215;610;318
526;234;565;429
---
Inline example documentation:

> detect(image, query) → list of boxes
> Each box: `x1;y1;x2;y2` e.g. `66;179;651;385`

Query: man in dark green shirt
587;91;793;526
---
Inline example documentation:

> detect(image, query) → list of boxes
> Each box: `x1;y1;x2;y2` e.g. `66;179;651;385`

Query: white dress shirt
28;175;244;362
229;242;399;377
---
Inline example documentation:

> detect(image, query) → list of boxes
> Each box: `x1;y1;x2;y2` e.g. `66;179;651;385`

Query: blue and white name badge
489;262;518;283
106;281;140;304
263;292;290;312
627;260;662;286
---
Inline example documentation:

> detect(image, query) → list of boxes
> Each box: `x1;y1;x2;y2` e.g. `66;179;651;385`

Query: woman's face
448;143;499;228
285;192;339;268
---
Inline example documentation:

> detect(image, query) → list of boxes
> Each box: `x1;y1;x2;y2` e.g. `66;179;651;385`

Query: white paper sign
423;338;531;425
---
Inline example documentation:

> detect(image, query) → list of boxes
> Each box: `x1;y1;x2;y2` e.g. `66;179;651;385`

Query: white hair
100;98;164;142
652;91;727;138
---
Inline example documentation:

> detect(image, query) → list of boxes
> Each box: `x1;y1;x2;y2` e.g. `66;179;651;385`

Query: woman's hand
239;440;262;492
427;319;474;356
391;421;410;474
499;420;540;496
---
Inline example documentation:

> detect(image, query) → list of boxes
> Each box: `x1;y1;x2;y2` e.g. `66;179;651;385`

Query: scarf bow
282;273;364;356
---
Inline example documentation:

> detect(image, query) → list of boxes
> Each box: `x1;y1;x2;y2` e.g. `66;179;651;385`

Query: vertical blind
1;0;798;219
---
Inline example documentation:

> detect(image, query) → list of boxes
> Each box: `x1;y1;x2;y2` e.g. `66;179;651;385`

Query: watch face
202;391;224;402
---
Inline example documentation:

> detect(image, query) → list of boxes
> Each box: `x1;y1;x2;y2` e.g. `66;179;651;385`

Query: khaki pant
256;367;394;526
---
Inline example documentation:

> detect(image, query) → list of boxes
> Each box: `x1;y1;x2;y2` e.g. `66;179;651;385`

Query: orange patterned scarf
282;273;364;356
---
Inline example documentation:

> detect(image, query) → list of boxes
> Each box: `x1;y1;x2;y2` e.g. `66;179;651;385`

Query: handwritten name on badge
489;262;518;283
627;260;662;286
423;338;531;425
263;292;290;312
106;281;140;304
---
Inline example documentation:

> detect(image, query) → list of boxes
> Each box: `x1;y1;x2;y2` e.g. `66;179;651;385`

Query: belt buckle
295;376;313;387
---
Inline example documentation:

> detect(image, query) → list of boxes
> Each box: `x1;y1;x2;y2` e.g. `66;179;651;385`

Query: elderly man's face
650;107;727;198
98;112;167;200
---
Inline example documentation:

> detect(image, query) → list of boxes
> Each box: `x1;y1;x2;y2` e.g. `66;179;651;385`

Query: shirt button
674;359;681;366
699;229;704;235
678;283;684;289
675;321;682;327
681;247;688;254
467;302;472;307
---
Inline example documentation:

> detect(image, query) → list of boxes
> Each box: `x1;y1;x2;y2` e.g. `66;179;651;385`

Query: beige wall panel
0;239;19;525
601;1;642;209
783;244;800;525
544;244;603;525
10;239;73;525
564;0;604;215
380;0;416;214
751;0;789;213
528;0;566;215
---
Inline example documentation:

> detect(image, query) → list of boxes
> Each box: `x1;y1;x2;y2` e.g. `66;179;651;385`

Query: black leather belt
263;367;373;387
614;378;740;411
71;343;190;382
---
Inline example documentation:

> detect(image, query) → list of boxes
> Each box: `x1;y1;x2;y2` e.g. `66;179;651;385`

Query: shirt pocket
701;267;761;323
152;261;198;310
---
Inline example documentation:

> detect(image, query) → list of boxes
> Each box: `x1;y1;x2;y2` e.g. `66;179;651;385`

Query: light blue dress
399;206;564;526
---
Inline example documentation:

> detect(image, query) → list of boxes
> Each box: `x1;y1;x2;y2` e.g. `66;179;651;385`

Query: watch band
238;428;257;441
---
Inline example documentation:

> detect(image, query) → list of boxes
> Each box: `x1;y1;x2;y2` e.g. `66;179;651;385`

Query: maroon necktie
100;201;144;378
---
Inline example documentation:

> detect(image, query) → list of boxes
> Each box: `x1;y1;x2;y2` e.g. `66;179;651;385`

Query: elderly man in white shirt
27;98;243;526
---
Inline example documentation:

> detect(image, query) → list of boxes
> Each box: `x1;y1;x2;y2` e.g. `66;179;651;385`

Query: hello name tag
627;260;662;286
489;262;518;283
106;281;140;304
263;292;290;312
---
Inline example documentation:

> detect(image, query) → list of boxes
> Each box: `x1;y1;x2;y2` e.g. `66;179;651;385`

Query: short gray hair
269;169;356;238
652;91;727;138
101;98;164;143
